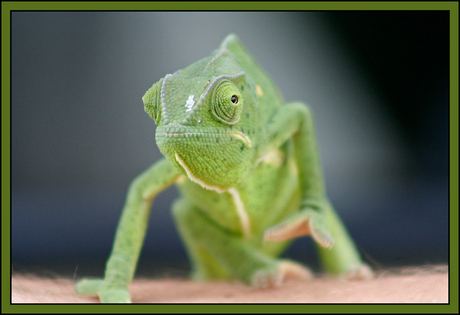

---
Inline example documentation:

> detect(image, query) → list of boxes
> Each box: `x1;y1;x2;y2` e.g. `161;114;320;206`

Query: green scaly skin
75;34;372;303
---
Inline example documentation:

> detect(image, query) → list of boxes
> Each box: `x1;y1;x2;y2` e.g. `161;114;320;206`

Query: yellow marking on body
227;187;251;239
258;149;284;167
233;131;252;148
289;158;298;176
256;84;263;96
175;153;225;193
176;175;186;184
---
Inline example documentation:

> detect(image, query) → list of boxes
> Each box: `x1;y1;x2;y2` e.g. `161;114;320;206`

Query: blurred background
11;11;449;278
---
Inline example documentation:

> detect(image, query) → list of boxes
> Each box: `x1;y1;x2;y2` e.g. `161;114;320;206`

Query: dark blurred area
11;11;449;278
327;11;449;180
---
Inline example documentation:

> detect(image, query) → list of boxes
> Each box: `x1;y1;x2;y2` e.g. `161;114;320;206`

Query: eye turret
211;80;242;125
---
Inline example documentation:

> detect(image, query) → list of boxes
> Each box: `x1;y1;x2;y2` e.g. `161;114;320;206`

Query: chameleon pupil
231;95;238;104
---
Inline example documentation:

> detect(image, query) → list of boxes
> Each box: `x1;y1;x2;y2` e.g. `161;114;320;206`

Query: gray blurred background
11;12;449;278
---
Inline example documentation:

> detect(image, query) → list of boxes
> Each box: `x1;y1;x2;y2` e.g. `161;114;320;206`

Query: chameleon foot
74;278;103;297
279;260;313;281
98;288;131;303
75;278;131;303
264;208;334;249
251;260;312;288
339;263;373;280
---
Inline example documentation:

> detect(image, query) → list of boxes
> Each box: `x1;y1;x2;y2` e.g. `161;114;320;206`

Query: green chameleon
75;34;372;303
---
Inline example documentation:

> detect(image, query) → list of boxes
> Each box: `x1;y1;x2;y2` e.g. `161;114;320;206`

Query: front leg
261;102;372;279
75;158;180;303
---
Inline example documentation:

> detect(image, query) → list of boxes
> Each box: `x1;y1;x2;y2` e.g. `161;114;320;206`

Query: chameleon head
142;50;259;192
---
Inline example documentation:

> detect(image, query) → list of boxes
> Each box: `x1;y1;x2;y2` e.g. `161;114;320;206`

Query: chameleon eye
211;80;242;125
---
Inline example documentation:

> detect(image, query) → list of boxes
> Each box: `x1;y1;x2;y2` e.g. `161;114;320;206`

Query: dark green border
0;1;459;11
2;1;458;314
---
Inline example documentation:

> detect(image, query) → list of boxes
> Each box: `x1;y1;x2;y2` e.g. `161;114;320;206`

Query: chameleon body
75;34;372;303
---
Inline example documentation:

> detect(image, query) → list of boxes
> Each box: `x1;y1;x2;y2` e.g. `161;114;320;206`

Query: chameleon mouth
155;125;253;190
156;128;252;148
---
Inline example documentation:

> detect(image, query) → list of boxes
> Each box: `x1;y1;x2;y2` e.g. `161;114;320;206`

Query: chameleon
75;34;372;303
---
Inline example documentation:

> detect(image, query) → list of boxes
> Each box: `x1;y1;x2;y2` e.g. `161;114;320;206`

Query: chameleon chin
75;34;372;303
